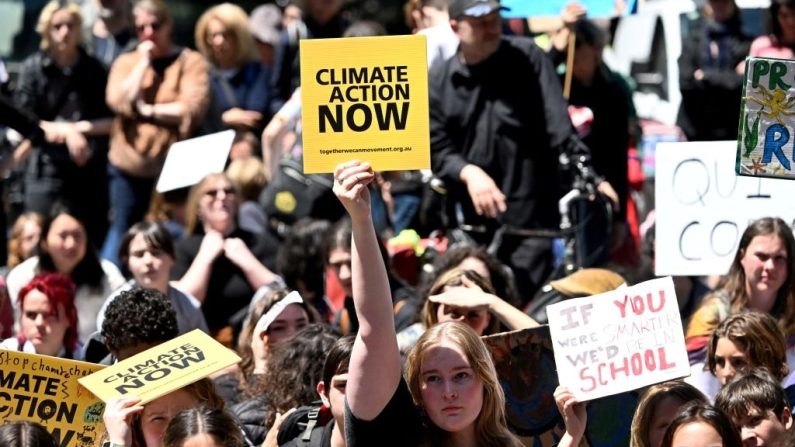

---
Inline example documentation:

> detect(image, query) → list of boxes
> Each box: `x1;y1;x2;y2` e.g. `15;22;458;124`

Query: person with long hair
6;202;125;342
630;381;709;447
686;218;795;393
172;173;280;345
1;272;79;358
660;403;742;447
750;0;795;58
706;313;789;387
233;324;338;445
212;288;321;406
6;212;44;272
14;1;113;245
333;160;522;447
398;268;538;355
195;3;271;134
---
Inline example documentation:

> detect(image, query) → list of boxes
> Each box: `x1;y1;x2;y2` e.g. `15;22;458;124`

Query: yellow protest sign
300;35;430;173
78;330;240;405
0;351;105;447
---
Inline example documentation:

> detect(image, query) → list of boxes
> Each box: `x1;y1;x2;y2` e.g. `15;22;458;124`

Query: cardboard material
655;141;795;276
300;35;430;174
155;130;234;192
78;330;240;404
547;277;689;402
737;57;795;179
0;351;105;447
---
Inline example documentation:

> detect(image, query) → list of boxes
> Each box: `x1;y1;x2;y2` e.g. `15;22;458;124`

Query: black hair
0;421;58;447
162;406;245;447
38;201;104;288
251;324;339;426
321;335;355;396
277;218;331;304
101;288;179;354
118;221;176;266
574;19;606;49
770;0;795;40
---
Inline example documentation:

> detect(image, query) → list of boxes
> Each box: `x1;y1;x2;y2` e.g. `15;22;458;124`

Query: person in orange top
101;0;209;268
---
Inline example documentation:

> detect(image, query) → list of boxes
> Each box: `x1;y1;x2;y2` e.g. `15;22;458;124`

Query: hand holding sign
554;386;587;447
548;277;689;402
103;397;144;446
333;161;374;223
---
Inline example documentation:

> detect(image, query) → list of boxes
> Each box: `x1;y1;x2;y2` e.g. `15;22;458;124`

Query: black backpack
276;403;332;447
259;158;345;238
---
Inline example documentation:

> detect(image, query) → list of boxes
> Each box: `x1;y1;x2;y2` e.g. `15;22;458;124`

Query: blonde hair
421;268;501;335
36;1;82;50
226;156;267;201
195;3;256;68
405;322;522;447
629;381;707;447
184;173;240;235
7;212;44;270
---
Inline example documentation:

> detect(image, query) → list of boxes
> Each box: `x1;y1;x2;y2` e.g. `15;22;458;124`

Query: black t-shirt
344;379;424;447
171;227;279;331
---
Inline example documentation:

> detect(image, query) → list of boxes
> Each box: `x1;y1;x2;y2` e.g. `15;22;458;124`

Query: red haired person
1;273;79;358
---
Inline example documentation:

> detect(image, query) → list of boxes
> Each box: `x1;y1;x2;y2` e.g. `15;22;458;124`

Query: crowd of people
2;0;795;445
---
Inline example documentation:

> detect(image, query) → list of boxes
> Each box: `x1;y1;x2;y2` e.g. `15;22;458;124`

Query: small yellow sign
78;330;241;405
0;351;106;447
300;35;430;173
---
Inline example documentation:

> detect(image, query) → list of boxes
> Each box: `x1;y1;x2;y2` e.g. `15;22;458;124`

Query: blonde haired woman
15;0;113;244
333;160;522;447
195;3;272;133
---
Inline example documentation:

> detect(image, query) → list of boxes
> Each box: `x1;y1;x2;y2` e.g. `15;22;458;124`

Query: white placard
155;130;235;192
655;141;795;276
548;277;689;402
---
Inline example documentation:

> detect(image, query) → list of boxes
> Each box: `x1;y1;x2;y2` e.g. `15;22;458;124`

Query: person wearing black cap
430;0;612;304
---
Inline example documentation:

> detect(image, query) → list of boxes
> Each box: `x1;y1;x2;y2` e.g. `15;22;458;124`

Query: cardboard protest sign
300;35;430;174
547;277;689;402
483;326;637;446
78;330;240;404
155;130;234;192
655;141;795;276
737;57;795;179
0;351;105;447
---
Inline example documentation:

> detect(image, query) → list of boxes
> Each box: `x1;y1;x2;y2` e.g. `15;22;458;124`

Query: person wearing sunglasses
102;0;210;268
172;173;281;347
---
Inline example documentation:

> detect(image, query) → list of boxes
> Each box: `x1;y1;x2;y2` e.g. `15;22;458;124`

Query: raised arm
333;161;401;420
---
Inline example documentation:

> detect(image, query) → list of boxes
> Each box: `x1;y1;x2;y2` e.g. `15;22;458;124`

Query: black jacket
677;13;753;141
430;36;587;231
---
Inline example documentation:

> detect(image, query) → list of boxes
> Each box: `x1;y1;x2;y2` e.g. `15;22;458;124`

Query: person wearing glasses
172;173;281;347
102;0;210;268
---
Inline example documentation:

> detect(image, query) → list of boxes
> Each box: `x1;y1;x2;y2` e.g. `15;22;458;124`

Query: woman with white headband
214;288;321;405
